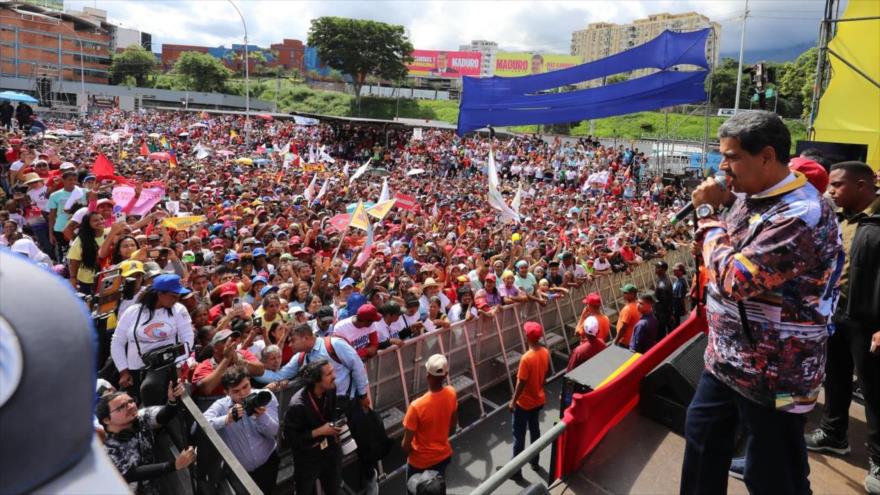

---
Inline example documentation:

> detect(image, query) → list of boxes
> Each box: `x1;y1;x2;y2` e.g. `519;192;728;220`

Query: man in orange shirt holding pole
575;292;611;343
509;321;551;481
613;284;640;347
402;354;458;483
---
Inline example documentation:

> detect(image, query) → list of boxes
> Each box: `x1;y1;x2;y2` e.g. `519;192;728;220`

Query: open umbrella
148;132;161;139
255;113;273;121
253;158;270;165
0;91;38;104
188;123;208;129
148;152;170;161
216;150;234;157
406;168;426;176
234;157;253;165
369;168;391;177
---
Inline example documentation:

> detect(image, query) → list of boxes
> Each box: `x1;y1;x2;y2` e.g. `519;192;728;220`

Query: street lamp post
227;0;250;149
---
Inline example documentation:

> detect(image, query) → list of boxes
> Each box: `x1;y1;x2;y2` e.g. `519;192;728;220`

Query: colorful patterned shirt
697;172;844;413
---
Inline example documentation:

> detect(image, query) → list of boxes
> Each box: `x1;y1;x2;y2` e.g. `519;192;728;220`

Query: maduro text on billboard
407;50;482;78
494;52;583;77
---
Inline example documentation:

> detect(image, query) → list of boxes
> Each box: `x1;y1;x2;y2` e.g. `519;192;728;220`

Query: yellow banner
162;215;206;230
349;202;370;231
367;199;396;220
303;163;326;172
494;52;582;77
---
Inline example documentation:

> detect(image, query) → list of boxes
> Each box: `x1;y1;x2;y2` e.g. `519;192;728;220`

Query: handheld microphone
669;171;727;225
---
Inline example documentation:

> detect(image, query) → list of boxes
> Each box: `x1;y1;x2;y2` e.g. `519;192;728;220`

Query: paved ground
550;391;870;495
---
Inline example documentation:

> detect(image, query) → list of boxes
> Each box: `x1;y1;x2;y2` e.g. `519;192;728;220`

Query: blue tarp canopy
456;29;711;135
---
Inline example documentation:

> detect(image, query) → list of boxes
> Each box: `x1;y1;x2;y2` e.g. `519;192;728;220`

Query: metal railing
174;248;694;492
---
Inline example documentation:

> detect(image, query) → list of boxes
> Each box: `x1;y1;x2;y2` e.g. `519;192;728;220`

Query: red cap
219;282;238;298
211;238;225;248
789;156;829;193
524;321;543;341
583;292;602;306
289;235;302;244
356;303;382;322
484;273;497;282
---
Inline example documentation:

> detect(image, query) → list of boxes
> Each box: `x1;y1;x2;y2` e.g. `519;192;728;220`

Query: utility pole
733;0;750;114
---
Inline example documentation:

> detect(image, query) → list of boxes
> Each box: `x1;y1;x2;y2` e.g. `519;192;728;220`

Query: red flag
92;153;115;178
394;193;417;211
139;140;149;157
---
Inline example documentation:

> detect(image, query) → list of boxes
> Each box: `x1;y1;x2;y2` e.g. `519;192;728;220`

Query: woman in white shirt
111;274;194;406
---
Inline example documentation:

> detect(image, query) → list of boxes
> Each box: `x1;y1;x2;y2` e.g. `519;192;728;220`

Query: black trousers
248;451;279;495
820;317;880;462
294;448;342;495
131;366;175;407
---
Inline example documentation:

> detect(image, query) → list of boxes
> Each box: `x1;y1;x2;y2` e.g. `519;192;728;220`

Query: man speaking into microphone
680;111;844;494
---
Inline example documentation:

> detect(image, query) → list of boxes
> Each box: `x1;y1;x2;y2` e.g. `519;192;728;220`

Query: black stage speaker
560;345;636;414
795;140;868;168
639;333;707;434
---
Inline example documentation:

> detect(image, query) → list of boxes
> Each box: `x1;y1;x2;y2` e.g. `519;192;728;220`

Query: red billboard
407;50;482;78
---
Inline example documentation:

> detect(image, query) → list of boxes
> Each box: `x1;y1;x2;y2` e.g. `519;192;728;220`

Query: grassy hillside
254;82;806;144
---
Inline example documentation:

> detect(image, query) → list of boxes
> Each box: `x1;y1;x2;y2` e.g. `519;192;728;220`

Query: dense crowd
1;106;698;494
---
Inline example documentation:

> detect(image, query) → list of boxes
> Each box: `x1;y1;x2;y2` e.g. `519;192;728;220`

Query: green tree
605;73;629;84
174;51;232;93
307;17;414;113
706;58;755;110
109;45;156;87
778;47;817;119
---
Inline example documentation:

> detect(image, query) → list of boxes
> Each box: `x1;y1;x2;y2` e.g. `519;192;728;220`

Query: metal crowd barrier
172;249;693;492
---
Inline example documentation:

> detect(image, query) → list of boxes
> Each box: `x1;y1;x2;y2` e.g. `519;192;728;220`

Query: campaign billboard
407;50;482;78
494;52;583;77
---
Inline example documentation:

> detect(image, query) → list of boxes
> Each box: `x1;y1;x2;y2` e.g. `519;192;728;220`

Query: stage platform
551;391;870;495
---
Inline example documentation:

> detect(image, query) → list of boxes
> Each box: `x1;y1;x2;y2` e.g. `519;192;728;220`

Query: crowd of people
10;106;875;494
1;106;694;493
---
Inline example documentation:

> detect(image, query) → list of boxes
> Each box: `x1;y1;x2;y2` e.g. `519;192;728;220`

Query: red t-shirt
191;349;258;397
566;337;607;371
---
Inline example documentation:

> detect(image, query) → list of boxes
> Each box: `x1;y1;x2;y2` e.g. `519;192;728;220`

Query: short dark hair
96;391;127;424
718;111;790;165
221;366;249;389
830;161;876;183
290;323;315;337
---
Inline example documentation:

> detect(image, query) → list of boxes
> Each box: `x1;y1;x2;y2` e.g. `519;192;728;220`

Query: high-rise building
459;39;497;77
571;12;720;85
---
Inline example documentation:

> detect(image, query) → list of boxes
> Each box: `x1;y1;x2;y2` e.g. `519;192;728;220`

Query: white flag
64;186;84;210
511;184;523;214
378;178;389;203
349;158;371;185
486;146;519;223
304;174;317;203
316;180;329;200
195;143;211;160
319;145;336;164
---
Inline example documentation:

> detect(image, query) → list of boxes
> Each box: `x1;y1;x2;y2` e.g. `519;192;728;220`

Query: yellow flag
366;199;396;220
162;215;206;230
119;150;128;160
230;129;238;138
349;202;370;231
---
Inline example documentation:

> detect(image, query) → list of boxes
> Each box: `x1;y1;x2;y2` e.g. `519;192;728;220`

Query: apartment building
459;39;498;77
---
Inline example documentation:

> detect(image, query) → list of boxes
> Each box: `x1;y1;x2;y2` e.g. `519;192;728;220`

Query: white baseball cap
584;316;599;337
425;354;448;377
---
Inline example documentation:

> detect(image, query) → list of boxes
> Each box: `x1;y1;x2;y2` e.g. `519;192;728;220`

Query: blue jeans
681;371;811;495
512;405;542;468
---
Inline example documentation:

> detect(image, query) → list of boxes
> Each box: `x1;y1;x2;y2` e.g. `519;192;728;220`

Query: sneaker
866;458;880;494
728;457;745;480
804;428;850;455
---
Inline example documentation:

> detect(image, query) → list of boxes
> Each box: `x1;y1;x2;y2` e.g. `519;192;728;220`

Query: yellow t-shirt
67;230;107;284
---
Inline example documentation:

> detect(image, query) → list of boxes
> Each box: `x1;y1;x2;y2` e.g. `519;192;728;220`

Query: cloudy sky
67;0;831;56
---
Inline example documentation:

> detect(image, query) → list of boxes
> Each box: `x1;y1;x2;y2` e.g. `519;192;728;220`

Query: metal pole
227;0;250;149
733;0;749;115
808;0;835;136
471;421;568;495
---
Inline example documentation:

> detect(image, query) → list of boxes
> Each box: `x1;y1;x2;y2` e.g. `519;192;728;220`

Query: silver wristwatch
696;204;716;219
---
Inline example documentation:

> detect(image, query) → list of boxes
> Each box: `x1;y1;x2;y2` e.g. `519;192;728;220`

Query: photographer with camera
284;359;345;495
204;366;279;494
111;274;194;406
98;380;195;495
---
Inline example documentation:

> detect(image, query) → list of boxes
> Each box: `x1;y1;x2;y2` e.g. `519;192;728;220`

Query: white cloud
66;0;826;55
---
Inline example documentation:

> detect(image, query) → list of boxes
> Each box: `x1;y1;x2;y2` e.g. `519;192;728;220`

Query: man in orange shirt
509;321;551;480
575;292;611;342
402;354;458;482
613;284;640;348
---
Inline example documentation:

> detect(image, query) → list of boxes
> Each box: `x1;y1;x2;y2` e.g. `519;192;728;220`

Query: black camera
230;317;249;334
232;390;273;421
141;343;187;370
252;316;262;328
